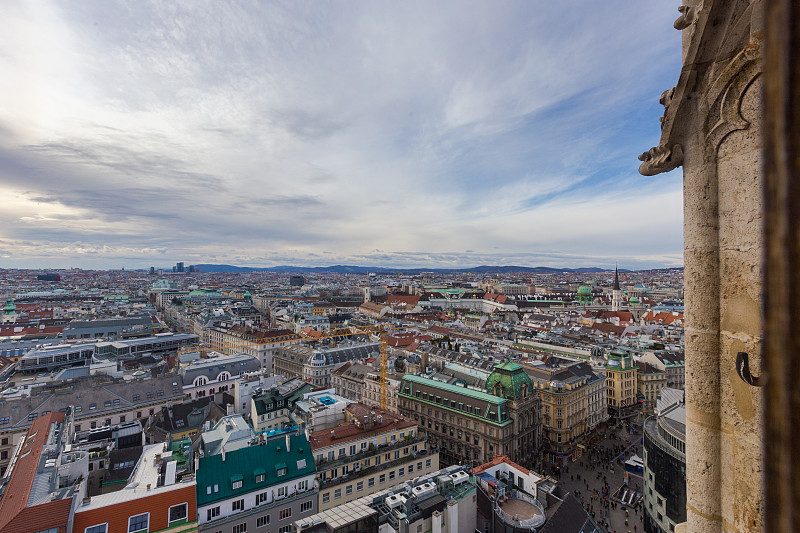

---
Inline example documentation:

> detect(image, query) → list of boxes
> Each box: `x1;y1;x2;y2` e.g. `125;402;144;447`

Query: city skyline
2;2;683;270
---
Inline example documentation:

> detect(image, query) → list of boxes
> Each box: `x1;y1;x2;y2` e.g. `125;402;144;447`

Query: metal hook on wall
736;351;762;387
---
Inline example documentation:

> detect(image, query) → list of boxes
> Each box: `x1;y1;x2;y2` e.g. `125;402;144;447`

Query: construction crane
178;324;392;410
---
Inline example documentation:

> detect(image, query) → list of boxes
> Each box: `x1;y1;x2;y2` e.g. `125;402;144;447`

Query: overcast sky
0;1;683;270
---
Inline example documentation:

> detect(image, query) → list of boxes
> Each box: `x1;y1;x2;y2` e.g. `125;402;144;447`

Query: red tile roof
0;412;71;533
474;454;531;476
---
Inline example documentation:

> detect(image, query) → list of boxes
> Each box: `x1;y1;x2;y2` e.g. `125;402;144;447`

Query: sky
0;1;684;271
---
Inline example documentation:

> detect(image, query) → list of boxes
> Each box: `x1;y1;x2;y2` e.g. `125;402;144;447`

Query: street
553;423;645;533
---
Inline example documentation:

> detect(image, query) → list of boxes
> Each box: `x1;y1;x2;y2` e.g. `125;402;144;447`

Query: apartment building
362;371;401;413
180;352;260;400
196;433;318;533
0;411;81;533
295;464;476;533
331;361;372;402
273;342;379;389
523;356;607;465
0;373;184;477
250;378;313;432
637;362;668;415
639;350;685;390
604;350;639;419
73;440;197;533
308;404;439;511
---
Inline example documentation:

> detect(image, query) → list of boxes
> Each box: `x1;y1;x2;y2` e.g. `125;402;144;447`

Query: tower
611;265;622;312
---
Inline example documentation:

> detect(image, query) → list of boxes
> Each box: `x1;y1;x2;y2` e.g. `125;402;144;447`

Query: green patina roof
485;358;534;400
401;374;506;405
196;434;316;507
2;298;16;314
577;285;592;294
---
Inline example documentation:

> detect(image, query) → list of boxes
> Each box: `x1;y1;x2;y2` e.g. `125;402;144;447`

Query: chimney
147;484;151;491
331;429;335;440
286;433;291;452
222;447;226;462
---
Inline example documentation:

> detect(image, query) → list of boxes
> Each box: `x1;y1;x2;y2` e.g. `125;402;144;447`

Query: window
104;400;111;408
357;481;364;491
408;464;414;473
255;473;265;483
279;526;292;533
232;499;244;511
232;524;247;533
168;503;188;524
379;474;386;484
368;477;375;487
346;484;353;495
257;516;270;527
256;491;269;505
426;459;431;467
334;488;342;499
301;500;313;512
86;525;108;533
279;507;292;520
133;394;140;401
399;467;405;476
322;492;330;503
278;486;286;497
89;403;96;410
28;413;38;421
232;480;243;489
128;513;149;533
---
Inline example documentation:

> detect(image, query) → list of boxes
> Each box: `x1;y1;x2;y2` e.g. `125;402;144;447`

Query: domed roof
577;285;592;295
629;296;640;303
486;359;533;400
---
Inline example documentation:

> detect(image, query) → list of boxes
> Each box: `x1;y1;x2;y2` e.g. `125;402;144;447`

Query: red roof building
0;412;75;533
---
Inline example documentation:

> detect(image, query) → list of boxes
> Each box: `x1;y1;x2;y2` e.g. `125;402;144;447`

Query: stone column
639;3;765;531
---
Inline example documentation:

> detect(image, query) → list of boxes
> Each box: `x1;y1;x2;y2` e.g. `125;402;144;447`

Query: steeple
611;265;622;312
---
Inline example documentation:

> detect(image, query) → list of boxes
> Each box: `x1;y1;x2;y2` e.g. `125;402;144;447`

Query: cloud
0;1;683;269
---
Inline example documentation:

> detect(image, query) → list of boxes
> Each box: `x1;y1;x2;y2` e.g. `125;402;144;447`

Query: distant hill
192;264;623;274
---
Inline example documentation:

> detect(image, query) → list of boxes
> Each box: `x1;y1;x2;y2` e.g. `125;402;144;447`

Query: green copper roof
2;298;15;314
577;285;592;294
196;434;316;507
401;374;506;405
485;359;533;400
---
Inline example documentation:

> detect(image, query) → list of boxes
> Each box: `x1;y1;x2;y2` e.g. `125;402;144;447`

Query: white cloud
0;1;683;269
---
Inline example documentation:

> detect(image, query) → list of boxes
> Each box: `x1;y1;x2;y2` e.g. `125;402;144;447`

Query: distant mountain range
190;264;682;274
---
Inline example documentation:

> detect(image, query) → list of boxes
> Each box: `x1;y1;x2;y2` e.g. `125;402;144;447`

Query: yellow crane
179;324;392;410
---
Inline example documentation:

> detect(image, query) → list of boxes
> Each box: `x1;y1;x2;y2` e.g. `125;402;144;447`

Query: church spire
613;264;621;291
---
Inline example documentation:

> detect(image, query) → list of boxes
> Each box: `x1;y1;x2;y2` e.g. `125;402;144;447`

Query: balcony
316;434;425;472
496;490;546;529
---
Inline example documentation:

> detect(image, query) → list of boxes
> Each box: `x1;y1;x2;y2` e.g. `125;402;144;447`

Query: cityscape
0;1;791;533
0;265;685;533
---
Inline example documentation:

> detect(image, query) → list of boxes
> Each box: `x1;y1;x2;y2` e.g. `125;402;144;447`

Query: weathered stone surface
639;2;765;531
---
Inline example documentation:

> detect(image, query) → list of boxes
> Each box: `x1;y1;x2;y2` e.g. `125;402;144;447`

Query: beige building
603;351;638;419
399;362;542;470
637;362;668;415
523;357;607;465
308;404;439;510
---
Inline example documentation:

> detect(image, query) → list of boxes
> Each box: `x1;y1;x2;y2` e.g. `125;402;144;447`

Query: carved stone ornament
674;4;700;30
638;143;684;176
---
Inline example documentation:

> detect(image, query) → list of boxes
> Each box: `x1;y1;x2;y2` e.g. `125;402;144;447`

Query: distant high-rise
149;266;155;275
290;275;305;287
176;262;185;272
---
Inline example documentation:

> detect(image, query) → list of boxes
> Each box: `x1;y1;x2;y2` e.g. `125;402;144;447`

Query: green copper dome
2;298;15;314
629;296;640;304
486;359;533;400
577;285;592;295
